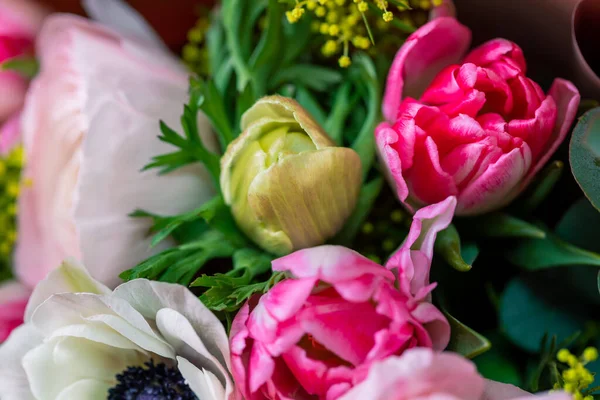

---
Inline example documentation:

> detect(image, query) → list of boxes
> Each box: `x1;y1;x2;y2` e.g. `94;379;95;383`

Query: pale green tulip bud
220;96;362;255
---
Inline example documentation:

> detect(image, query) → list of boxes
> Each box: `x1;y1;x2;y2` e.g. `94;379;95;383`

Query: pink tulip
230;198;456;400
339;348;571;400
15;15;217;289
0;0;47;153
377;17;580;215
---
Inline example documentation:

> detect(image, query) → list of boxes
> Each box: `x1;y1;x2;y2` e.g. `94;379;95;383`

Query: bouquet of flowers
0;0;598;399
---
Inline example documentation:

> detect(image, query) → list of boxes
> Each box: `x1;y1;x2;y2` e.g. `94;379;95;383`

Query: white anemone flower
0;260;235;400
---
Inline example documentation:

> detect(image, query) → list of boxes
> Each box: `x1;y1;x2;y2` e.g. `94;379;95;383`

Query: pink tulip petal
382;17;471;122
407;136;458;205
411;302;450;350
0;281;30;342
299;294;390;365
520;78;579;190
248;342;275;393
338;349;484;400
271;245;395;284
507;96;557;162
457;144;531;215
464;38;526;79
376;122;411;204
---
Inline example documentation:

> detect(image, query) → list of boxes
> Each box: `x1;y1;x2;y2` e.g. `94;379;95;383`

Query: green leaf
444;311;491;358
499;277;586;353
505;228;600;270
272;64;343;92
434;225;472;272
461;213;546;239
281;16;312;66
1;56;39;78
192;78;235;150
570;107;600;211
235;83;258;135
249;0;282;96
474;333;522;386
221;0;254;90
324;82;357;145
295;87;327;128
120;229;238;286
332;177;383;246
553;197;600;305
520;161;564;212
192;249;278;313
350;54;380;179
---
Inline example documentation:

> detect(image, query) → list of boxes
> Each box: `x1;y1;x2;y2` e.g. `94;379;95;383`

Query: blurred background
36;0;214;50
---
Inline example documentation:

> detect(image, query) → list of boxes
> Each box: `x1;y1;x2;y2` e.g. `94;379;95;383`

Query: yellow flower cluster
286;0;441;67
0;146;24;262
183;16;211;76
555;347;598;400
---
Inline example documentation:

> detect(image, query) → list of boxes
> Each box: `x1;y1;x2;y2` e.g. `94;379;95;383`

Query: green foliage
192;248;280;313
444;310;491;358
474;333;523;386
505;228;600;270
1;55;38;78
333;177;384;246
435;225;473;272
460;213;546;239
499;277;587;353
570;107;600;211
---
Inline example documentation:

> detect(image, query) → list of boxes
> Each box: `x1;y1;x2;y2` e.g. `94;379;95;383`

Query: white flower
0;261;234;400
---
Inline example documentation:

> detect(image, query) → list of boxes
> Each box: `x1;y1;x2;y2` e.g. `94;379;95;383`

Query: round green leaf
570;107;600;211
500;277;586;353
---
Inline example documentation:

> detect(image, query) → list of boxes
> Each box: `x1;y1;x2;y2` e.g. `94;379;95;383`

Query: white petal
22;336;146;400
24;259;111;322
0;324;42;400
155;308;233;394
178;357;227;400
31;292;174;358
81;0;168;51
66;16;218;288
113;280;230;370
56;379;111;400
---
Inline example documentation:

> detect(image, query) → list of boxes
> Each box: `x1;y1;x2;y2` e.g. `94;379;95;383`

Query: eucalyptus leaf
434;225;472;272
444;311;491;358
570;107;600;211
499;277;586;353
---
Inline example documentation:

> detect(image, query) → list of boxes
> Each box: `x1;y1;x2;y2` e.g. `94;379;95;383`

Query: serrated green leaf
444;310;491;358
570;107;600;211
435;224;472;272
192;78;235;151
1;56;39;78
461;212;546;239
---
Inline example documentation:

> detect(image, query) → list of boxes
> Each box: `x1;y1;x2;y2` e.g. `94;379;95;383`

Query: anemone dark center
108;360;198;400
